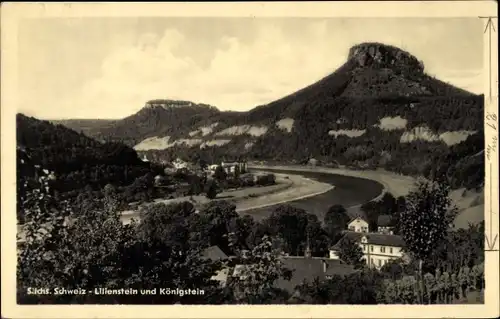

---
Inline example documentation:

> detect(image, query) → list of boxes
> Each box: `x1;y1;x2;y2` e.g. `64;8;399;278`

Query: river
240;169;384;222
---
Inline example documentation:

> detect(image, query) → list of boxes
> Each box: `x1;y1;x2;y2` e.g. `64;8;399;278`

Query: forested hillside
16;114;163;221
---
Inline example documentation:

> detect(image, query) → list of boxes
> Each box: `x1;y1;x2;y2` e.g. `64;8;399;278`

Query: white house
347;216;369;233
208;164;219;171
209;161;247;175
329;216;406;269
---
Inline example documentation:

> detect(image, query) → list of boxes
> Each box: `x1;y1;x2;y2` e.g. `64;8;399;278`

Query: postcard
1;1;498;318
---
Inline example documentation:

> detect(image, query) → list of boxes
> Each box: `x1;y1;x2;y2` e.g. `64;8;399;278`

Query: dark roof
200;246;228;261
331;231;363;249
365;233;405;247
331;231;405;249
274;257;356;293
377;214;393;227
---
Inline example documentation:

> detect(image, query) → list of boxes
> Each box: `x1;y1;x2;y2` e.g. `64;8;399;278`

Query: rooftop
274;256;356;293
200;245;229;261
348;216;367;224
331;231;405;249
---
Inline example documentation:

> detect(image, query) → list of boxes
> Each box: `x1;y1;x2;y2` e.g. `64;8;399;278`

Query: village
130;154;409;292
199;213;408;295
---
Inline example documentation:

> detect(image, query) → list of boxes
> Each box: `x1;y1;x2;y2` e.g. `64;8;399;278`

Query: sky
17;17;484;119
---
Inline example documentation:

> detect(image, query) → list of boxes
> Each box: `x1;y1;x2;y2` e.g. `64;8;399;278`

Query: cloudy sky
18;17;483;119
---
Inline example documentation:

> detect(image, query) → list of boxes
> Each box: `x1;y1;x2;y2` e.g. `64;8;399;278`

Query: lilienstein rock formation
51;42;484;191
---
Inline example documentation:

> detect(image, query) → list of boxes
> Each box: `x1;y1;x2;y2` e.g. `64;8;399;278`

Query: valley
16;40;487;306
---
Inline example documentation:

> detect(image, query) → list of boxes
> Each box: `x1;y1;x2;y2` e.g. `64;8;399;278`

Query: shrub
256;174;276;186
206;181;218;200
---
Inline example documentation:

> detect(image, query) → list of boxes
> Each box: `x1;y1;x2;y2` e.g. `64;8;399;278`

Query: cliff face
348;42;425;73
145;100;218;110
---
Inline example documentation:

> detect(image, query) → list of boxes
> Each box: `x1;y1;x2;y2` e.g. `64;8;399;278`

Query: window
389;248;393;254
349;226;355;231
370;246;373;252
380;247;386;253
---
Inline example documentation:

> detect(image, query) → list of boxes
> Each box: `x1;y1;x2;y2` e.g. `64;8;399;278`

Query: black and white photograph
1;1;498;318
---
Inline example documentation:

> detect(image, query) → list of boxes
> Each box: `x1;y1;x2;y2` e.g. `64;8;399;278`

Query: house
200;245;229;262
221;161;247;175
377;214;395;234
208;164;219;172
275;257;356;293
200;246;230;287
329;216;407;269
347;216;369;233
230;256;355;294
209;161;247;176
329;231;406;269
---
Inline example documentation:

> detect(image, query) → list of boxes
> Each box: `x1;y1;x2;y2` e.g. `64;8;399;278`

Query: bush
206;181;218;200
256;174;276;186
240;174;256;187
226;178;242;189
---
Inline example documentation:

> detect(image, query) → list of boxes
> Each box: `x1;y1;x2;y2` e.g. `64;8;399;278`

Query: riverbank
120;172;333;224
249;165;416;198
248;165;484;229
236;174;334;213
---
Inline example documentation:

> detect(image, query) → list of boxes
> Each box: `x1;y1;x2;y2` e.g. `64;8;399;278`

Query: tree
17;171;224;304
304;214;330;256
198;158;208;171
266;205;309;256
380;193;397;212
206;181;218;200
234;165;241;180
336;237;365;269
380;259;404;280
197;201;240;254
323;204;350;243
293;270;383;304
229;214;256;250
214;165;227;182
137;202;196;249
188;174;203;195
399;178;458;303
18;169;139;304
225;235;293;304
256;173;276;186
426;222;484;274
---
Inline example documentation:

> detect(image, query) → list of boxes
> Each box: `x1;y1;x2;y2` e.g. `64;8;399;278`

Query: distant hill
56;42;485;190
77;100;223;146
50;119;116;138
